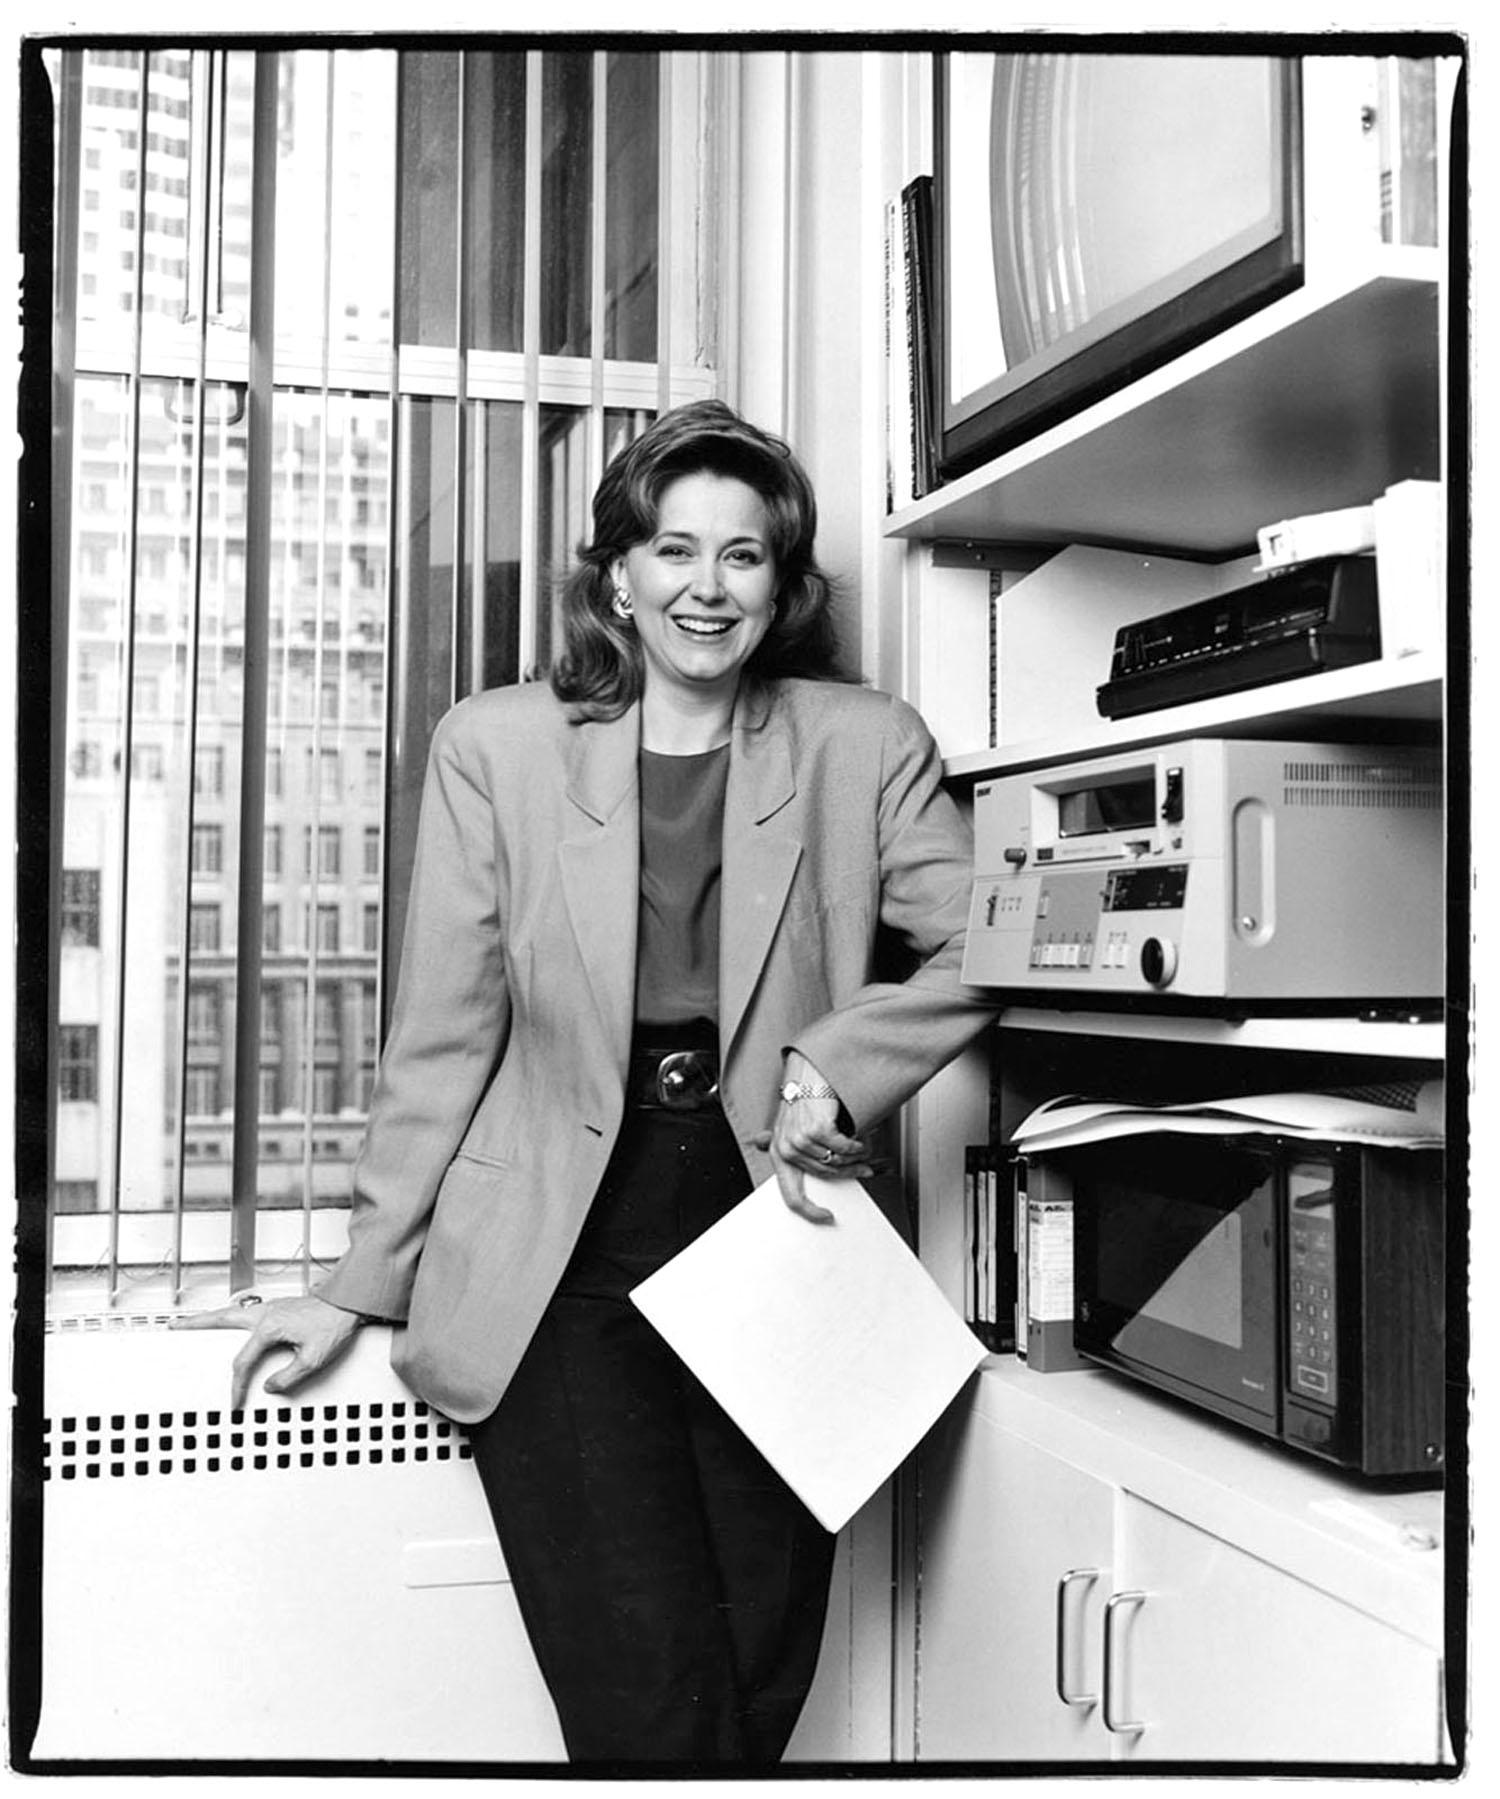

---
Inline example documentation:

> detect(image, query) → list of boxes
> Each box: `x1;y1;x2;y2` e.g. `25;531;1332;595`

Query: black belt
628;1044;721;1111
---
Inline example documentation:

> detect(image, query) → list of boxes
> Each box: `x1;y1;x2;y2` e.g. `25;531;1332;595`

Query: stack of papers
1012;1080;1445;1156
631;1175;988;1533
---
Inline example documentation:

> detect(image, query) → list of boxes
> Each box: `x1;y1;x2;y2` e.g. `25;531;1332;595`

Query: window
359;979;379;1057
260;985;284;1117
61;869;101;947
314;981;341;1050
54;1180;100;1214
195;745;224;798
45;42;717;1308
357;978;379;1107
58;1025;99;1103
185;1067;221;1116
261;983;283;1050
305;823;341;880
187;982;222;1048
191;823;223;876
189;902;221;953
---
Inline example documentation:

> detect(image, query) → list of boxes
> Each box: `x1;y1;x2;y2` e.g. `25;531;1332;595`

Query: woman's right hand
172;1293;367;1410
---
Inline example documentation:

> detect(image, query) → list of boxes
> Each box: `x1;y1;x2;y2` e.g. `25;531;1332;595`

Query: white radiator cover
33;1323;874;1764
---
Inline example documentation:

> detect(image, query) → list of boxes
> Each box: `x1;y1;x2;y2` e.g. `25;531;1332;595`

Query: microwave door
1075;1140;1280;1432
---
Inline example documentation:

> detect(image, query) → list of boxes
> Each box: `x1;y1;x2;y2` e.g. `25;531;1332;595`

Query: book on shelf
882;173;940;509
988;569;1002;748
883;196;914;513
1013;1157;1088;1373
1376;54;1439;248
964;1143;1014;1354
900;173;937;502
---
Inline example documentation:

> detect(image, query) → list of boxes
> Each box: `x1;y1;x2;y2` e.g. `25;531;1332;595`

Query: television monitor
934;51;1304;479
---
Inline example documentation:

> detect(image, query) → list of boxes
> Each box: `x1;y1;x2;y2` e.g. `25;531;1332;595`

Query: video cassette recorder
962;740;1442;1005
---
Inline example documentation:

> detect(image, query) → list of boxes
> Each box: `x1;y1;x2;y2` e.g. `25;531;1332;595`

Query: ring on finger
821;1147;836;1164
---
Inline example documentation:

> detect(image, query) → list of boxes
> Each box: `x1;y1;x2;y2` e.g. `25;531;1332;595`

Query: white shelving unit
890;247;1448;1062
890;150;1454;1771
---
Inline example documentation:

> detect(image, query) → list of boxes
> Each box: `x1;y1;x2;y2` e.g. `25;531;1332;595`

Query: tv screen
936;52;1303;477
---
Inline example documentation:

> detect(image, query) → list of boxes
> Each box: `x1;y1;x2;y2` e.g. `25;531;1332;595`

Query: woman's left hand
755;1054;873;1224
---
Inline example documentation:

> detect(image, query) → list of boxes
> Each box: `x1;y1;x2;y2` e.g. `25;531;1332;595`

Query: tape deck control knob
1140;936;1179;988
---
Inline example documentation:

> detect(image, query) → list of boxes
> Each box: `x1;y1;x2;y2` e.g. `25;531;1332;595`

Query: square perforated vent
43;1400;473;1481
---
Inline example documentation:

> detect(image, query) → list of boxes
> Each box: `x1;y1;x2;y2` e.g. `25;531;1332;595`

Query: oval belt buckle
655;1050;716;1110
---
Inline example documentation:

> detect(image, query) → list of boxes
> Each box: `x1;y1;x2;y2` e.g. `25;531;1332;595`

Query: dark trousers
467;1099;838;1766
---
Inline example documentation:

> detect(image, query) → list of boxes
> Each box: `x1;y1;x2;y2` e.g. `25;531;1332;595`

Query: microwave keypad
1289;1209;1338;1401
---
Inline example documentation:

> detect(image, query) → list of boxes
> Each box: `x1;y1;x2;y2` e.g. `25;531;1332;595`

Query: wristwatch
780;1079;837;1105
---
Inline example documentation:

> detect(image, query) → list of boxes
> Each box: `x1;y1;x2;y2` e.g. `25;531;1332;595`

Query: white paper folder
630;1175;988;1533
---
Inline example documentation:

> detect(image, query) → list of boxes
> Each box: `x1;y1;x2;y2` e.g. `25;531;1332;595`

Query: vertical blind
46;43;719;1314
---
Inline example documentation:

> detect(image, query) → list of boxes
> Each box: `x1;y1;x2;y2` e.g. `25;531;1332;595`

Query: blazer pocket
450;1145;516;1173
414;1153;517;1311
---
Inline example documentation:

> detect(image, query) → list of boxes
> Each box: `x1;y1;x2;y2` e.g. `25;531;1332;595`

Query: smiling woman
180;398;999;1762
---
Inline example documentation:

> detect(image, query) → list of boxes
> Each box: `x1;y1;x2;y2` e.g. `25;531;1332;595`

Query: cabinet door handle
1101;1589;1148;1734
1054;1567;1101;1707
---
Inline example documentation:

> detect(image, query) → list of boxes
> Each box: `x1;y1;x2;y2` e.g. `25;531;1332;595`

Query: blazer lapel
720;683;802;1059
559;704;641;1074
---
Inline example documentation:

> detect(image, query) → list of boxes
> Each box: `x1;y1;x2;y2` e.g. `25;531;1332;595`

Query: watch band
780;1079;837;1104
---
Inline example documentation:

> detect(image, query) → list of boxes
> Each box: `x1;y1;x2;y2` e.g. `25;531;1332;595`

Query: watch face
780;1083;799;1103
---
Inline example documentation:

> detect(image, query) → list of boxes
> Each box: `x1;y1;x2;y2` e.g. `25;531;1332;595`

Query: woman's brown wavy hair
549;399;849;719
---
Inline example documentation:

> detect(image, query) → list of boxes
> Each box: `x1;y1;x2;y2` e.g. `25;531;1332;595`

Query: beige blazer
319;676;996;1421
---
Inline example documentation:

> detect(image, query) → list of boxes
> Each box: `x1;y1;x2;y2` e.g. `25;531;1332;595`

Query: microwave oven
1042;1133;1445;1480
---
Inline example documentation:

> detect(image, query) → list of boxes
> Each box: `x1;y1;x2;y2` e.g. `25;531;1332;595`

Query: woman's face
612;470;779;707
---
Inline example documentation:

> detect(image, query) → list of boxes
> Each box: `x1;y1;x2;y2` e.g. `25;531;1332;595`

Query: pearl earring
611;587;634;621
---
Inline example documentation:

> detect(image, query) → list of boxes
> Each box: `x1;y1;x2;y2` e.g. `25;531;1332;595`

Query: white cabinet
913;1366;1449;1766
916;1398;1113;1760
1109;1493;1444;1763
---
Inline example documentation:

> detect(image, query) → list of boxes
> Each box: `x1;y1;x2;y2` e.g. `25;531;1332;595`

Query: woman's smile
672;614;736;637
